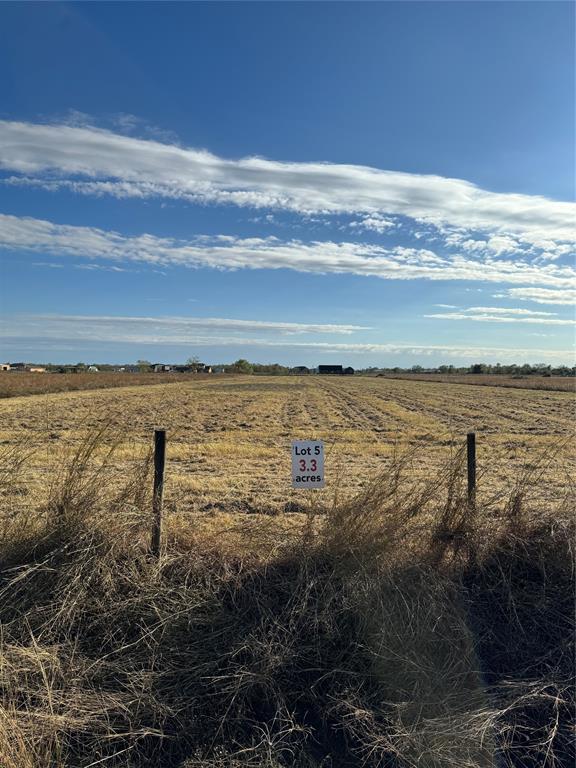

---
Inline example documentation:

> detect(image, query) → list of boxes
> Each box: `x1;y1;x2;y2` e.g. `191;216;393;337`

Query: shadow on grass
0;436;573;767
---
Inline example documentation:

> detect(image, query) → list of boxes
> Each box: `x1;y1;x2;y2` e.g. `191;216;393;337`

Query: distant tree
186;356;204;372
252;363;290;375
231;359;254;374
136;359;152;372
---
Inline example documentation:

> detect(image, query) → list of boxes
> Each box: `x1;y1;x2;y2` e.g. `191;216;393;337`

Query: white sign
291;440;325;488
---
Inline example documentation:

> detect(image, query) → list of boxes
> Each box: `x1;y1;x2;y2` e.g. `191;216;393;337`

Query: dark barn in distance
318;365;355;375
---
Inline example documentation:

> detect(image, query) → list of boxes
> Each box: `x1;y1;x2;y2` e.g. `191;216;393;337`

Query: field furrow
0;375;573;515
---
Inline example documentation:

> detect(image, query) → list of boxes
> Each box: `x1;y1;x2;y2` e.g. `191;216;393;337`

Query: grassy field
2;374;573;517
2;371;574;400
0;371;203;398
377;373;575;392
0;375;573;767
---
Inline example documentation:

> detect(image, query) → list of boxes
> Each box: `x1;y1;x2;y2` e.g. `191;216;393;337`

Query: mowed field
379;372;575;392
1;374;574;768
2;374;573;520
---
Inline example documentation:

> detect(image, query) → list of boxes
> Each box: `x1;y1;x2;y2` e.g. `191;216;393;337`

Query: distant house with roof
291;366;310;375
317;364;354;375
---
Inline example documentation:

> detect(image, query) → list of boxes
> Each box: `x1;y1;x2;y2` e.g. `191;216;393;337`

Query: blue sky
0;1;574;367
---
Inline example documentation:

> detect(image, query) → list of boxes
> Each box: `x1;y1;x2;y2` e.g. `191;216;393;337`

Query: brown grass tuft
0;431;573;767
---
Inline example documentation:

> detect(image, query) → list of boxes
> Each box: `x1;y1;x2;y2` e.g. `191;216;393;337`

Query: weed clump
0;435;573;767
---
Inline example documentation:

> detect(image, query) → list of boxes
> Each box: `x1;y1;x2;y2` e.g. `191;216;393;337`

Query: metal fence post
467;432;476;505
151;429;166;557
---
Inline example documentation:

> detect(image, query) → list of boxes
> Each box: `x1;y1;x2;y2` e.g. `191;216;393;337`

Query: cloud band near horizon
2;313;573;363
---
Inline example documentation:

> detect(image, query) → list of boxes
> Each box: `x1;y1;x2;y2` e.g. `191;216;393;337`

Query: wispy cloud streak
2;313;572;362
0;314;370;336
1;120;574;252
2;213;575;290
494;287;576;306
425;306;575;325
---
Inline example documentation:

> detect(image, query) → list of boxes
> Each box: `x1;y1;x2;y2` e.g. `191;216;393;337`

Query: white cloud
465;306;558;316
425;306;574;325
485;235;520;256
349;214;397;234
459;239;489;254
0;314;370;338
458;236;522;257
2;313;572;362
2;213;575;291
0;120;574;253
73;263;131;273
495;287;576;306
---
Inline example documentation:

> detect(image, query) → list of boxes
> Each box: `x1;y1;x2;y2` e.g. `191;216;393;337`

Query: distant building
291;366;310;375
318;365;343;375
2;363;47;373
153;364;172;373
170;364;212;373
212;366;226;374
87;365;99;373
343;367;355;375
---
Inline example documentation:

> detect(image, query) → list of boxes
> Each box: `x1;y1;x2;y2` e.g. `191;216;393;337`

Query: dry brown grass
377;373;575;392
0;377;573;766
0;374;572;519
0;371;209;399
0;428;573;767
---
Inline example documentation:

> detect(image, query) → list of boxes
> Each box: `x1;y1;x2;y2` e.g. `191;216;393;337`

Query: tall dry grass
0;430;573;767
0;372;201;399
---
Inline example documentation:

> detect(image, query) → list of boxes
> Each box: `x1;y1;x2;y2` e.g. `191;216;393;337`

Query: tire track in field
300;379;348;431
387;382;571;435
363;379;529;434
356;381;574;473
313;379;389;435
280;379;319;434
375;387;478;431
329;378;445;436
353;387;443;433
